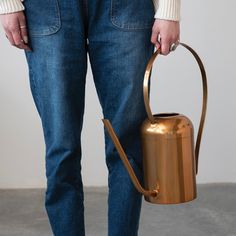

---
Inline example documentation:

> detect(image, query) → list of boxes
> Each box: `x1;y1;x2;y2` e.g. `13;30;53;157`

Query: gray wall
0;0;235;188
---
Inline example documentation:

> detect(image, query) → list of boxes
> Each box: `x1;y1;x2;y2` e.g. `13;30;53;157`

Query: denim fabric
23;0;155;235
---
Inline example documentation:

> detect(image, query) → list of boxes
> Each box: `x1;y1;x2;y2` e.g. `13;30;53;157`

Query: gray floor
0;184;235;236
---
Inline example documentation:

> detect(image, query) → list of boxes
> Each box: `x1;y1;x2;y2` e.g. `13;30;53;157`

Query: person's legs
87;0;155;235
23;0;88;235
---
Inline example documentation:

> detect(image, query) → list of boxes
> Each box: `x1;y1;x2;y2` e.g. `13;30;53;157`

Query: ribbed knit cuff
0;0;25;14
154;0;181;21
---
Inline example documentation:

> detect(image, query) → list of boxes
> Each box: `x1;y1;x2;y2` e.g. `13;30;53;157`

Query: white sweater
0;0;180;21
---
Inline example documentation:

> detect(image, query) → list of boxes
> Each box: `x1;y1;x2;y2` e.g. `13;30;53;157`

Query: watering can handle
143;42;208;175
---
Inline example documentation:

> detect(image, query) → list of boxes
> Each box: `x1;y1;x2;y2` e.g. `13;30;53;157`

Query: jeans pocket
110;0;155;31
23;0;61;36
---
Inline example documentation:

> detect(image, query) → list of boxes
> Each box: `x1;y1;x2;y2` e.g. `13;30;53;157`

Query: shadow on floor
0;183;235;236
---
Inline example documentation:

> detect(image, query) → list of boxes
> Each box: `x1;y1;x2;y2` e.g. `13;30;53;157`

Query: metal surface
140;113;197;204
102;42;208;204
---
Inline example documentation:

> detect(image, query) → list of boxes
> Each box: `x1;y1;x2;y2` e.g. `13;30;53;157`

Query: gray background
0;0;235;188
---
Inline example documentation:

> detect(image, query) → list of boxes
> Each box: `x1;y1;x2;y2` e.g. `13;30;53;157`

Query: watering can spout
102;118;159;198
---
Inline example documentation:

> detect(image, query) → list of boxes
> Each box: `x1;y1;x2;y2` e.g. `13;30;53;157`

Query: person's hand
151;19;180;55
0;11;32;51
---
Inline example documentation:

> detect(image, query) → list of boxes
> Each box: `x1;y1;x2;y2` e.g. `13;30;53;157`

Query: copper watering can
102;42;208;204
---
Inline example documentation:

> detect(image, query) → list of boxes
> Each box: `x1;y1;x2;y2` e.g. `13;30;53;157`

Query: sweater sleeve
153;0;181;21
0;0;24;14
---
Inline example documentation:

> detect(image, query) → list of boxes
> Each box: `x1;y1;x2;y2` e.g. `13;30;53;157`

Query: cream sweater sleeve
153;0;181;21
0;0;180;21
0;0;24;14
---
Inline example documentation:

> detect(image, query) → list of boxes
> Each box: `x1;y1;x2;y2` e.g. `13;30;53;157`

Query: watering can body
140;113;197;204
102;42;207;204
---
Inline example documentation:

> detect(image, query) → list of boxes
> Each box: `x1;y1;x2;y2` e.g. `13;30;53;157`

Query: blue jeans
23;0;155;235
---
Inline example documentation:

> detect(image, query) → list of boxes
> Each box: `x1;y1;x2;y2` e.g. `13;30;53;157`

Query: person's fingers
160;37;171;56
6;30;28;50
151;29;161;50
16;15;32;50
155;41;161;50
17;32;32;51
1;11;32;51
20;27;30;46
11;29;31;50
11;28;26;49
18;14;29;45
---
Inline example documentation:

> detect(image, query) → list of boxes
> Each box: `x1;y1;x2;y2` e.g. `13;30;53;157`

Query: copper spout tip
151;190;159;198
